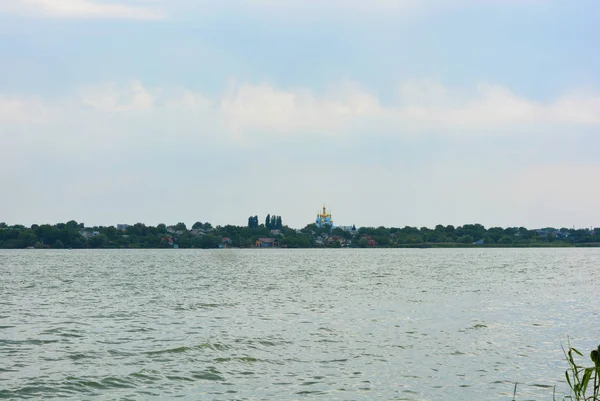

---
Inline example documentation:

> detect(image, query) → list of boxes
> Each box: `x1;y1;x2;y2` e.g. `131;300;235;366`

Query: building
256;238;278;248
364;235;379;247
161;236;174;247
316;205;334;228
314;205;356;232
328;235;345;246
79;230;100;239
219;237;233;248
117;224;129;231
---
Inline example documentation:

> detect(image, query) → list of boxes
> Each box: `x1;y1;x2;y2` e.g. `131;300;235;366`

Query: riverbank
1;221;598;249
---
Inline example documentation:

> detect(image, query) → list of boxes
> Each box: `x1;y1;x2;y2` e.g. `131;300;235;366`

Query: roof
257;237;276;243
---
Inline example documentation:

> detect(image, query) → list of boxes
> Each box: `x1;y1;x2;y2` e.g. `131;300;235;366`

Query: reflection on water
1;248;599;400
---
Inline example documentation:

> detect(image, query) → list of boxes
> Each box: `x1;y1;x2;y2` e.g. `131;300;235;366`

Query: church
315;205;355;232
315;205;333;228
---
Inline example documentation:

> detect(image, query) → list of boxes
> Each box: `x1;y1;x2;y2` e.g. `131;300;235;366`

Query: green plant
564;343;600;400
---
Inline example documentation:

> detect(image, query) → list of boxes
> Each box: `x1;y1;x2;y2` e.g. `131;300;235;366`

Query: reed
563;343;600;400
511;343;599;400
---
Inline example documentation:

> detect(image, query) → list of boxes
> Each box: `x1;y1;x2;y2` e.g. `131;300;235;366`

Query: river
1;248;599;400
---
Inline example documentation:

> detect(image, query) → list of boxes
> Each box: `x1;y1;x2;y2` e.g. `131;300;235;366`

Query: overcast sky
1;0;599;229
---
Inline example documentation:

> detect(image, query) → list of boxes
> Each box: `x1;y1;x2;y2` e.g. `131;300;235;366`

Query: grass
512;342;599;400
563;342;600;400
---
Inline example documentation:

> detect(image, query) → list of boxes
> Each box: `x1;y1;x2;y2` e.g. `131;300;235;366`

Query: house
117;224;129;231
166;226;183;235
328;235;345;246
161;236;174;247
364;235;378;247
256;238;278;248
219;237;233;248
270;229;282;236
473;239;485;245
79;230;100;239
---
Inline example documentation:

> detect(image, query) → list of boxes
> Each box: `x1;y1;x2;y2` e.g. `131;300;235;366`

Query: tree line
0;221;598;249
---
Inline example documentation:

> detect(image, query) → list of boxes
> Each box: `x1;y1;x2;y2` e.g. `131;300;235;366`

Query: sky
1;0;599;229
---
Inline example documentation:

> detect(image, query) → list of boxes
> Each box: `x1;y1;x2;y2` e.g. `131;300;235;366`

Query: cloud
3;80;600;140
0;0;555;21
0;95;54;125
218;81;600;138
242;0;419;13
2;80;599;228
80;81;157;112
1;0;164;20
230;0;546;18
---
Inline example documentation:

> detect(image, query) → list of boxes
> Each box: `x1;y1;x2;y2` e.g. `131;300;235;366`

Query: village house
161;236;174;247
255;238;278;248
327;235;345;246
364;235;379;247
79;230;100;239
166;226;185;236
219;237;233;248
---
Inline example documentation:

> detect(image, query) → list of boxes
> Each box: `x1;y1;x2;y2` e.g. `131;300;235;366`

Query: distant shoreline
1;221;598;249
9;242;600;250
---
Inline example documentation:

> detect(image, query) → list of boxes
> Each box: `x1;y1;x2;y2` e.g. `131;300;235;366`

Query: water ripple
1;248;598;400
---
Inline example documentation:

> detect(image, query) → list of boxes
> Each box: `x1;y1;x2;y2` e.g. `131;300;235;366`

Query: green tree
88;235;107;248
458;235;474;244
71;237;84;249
173;222;187;231
53;239;65;249
265;214;271;229
247;216;259;229
18;229;37;248
192;222;203;229
178;232;193;248
66;220;79;230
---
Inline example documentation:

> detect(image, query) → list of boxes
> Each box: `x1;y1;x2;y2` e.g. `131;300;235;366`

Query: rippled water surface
1;248;599;400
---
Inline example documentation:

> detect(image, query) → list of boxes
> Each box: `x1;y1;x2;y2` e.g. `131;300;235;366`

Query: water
1;248;599;400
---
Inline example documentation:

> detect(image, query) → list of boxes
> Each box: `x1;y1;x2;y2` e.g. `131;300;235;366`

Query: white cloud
0;95;54;125
1;0;164;20
3;80;600;139
218;81;600;138
242;0;419;13
230;0;545;18
0;0;550;20
219;82;382;139
1;80;598;228
80;81;157;111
